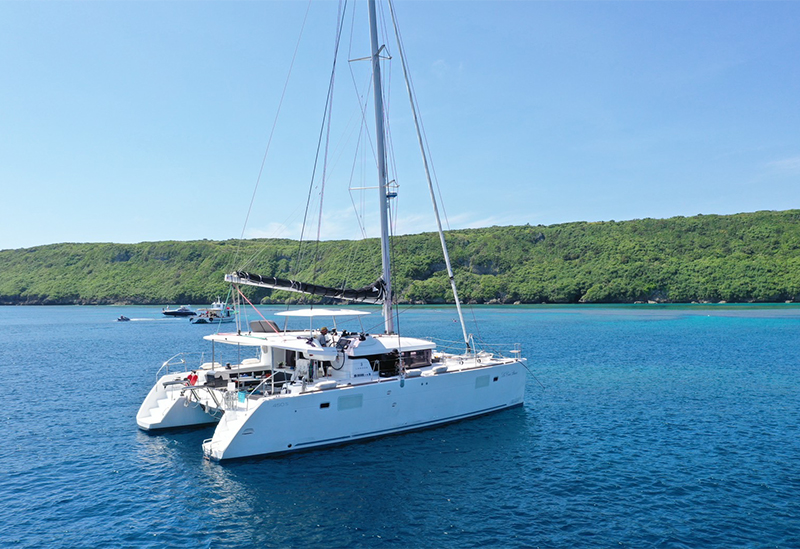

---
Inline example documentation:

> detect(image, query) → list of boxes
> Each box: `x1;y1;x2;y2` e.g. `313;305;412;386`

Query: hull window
475;375;490;388
338;394;364;411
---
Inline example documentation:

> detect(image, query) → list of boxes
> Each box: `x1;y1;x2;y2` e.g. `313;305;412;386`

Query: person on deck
317;327;330;347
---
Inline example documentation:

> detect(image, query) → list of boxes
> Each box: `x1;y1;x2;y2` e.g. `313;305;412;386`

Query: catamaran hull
137;374;219;430
203;360;526;461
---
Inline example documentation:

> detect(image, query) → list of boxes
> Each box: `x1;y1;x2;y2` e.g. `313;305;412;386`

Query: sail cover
226;271;387;304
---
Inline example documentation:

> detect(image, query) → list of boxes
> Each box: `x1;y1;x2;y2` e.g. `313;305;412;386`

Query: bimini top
204;332;339;360
274;308;371;318
204;331;436;355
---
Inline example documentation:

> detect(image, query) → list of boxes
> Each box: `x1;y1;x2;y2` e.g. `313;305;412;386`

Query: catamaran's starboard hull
202;359;526;461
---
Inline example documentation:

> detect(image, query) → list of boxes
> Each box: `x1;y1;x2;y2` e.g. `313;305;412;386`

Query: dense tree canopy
2;210;799;305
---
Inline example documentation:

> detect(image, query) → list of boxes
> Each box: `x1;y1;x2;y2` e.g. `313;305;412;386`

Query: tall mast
368;0;394;334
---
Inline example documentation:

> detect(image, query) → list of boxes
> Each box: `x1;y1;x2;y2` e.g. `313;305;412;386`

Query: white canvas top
204;332;339;359
204;331;435;355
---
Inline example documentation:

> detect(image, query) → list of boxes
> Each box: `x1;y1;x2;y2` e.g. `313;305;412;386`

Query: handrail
154;352;205;382
248;378;270;398
429;336;519;350
155;353;186;382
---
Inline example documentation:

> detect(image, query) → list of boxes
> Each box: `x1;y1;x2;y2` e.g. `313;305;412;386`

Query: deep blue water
1;304;799;548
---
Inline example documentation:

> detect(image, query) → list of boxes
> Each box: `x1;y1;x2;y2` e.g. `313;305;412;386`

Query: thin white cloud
245;209;368;242
244;222;302;241
431;59;463;80
245;206;522;244
392;211;516;236
767;156;800;175
431;59;449;79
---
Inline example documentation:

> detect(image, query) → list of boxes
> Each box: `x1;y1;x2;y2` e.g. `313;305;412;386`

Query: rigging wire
344;5;388;282
386;1;451;231
235;285;280;332
347;116;372;241
371;0;404;335
237;201;304;272
313;0;350;253
387;0;470;348
232;0;314;271
294;0;350;290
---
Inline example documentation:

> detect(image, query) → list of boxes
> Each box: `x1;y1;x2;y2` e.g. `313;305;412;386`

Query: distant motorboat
117;315;131;322
189;299;235;325
162;306;196;317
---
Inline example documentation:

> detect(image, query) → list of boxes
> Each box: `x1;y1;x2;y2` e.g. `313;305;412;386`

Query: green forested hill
2;210;800;305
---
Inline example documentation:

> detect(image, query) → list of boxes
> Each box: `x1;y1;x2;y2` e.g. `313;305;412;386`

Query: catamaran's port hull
203;360;526;461
136;374;220;430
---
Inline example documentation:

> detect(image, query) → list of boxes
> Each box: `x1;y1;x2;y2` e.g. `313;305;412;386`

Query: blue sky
1;1;799;251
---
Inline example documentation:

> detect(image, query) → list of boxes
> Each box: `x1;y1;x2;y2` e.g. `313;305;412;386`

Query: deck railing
154;352;205;382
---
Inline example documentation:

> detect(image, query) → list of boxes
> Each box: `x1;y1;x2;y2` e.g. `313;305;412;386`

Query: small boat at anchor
162;305;196;317
189;299;236;325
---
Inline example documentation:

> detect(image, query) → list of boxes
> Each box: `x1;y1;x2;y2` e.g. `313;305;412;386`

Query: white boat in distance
137;0;527;461
189;298;236;325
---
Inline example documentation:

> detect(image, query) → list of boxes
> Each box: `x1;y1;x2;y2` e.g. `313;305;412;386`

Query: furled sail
226;271;387;304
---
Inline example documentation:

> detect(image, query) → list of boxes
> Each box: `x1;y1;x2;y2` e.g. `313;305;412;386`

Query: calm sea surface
1;304;798;548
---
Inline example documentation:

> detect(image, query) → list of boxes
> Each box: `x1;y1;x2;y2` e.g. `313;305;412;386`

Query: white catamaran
137;0;527;461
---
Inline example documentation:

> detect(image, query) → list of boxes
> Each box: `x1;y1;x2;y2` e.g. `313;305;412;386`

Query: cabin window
357;352;400;377
320;402;330;409
402;350;432;369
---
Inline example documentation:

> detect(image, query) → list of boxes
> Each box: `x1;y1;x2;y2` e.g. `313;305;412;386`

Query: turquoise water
1;304;798;547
